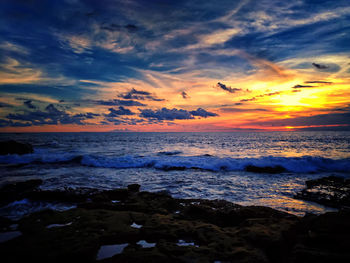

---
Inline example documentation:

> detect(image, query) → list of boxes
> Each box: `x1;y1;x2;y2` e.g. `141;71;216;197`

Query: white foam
130;222;142;229
96;243;128;260
1;151;349;173
46;222;72;229
177;239;198;247
80;155;350;173
136;240;156;248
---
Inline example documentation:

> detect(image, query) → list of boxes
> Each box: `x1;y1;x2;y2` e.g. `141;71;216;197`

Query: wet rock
0;180;43;206
1;182;350;262
0;140;33;155
290;210;350;262
294;176;350;208
245;165;286;174
128;184;141;192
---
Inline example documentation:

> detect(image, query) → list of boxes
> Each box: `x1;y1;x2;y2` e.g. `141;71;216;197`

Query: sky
0;0;349;132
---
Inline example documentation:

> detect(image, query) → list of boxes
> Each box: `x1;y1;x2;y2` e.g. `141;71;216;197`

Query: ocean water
0;131;349;216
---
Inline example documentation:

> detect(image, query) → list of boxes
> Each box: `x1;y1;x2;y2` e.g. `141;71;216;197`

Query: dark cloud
119;88;164;101
292;84;314;89
312;63;341;72
101;23;121;32
296;126;350;131
101;23;138;33
105;107;135;117
240;91;281;102
217;82;241;93
0;102;13;108
190;108;218;117
96;99;146;107
139;108;194;120
332;105;350;112
125;24;138;32
220;107;268;112
181;91;188;99
73;112;100;119
5;104;100;126
23;100;36;109
0;119;31;127
262;91;281;97
240;97;257;102
251;112;350;127
304;81;333;84
139;107;218;121
312;63;329;69
99;120;110;125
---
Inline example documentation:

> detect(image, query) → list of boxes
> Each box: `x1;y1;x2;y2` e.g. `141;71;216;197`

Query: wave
81;155;350;173
0;150;81;165
0;151;349;173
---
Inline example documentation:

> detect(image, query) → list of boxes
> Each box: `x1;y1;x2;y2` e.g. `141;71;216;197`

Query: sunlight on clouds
59;34;92;54
0;58;43;84
0;0;349;131
186;28;242;50
0;41;29;55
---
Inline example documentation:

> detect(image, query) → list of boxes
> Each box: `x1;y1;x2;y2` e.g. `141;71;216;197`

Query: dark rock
0;140;33;155
290;210;350;262
26;189;88;203
245;165;287;174
161;166;186;171
294;176;350;208
128;184;141;192
0;179;43;206
1;183;350;262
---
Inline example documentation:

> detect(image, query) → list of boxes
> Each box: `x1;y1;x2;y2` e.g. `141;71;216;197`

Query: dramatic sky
0;0;349;132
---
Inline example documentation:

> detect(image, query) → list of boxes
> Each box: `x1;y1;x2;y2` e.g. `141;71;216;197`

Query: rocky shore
294;175;350;209
1;179;350;263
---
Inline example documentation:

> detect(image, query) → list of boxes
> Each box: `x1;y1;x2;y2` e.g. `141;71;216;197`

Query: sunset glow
0;0;349;132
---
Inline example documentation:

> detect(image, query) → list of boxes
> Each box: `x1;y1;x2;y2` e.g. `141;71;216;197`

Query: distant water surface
0;131;349;216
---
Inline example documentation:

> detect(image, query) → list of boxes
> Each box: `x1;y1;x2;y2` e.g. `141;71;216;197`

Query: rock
128;184;141;192
245;165;286;174
294;176;350;208
0;179;43;206
0;140;33;155
1;183;350;262
290;210;350;262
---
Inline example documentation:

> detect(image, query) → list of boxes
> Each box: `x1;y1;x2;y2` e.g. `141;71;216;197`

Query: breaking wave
1;151;349;173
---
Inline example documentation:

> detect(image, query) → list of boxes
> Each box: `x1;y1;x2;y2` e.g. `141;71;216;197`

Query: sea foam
1;151;349;173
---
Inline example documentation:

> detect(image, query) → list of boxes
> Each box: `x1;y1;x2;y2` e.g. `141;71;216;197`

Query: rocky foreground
294;175;350;209
0;180;350;263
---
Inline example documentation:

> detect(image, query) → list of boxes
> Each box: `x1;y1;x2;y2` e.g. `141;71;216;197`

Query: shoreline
1;180;350;262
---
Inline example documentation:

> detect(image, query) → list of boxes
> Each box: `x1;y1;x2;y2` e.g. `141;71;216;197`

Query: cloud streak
217;82;242;93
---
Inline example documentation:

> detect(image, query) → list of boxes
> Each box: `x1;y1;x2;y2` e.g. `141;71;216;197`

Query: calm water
1;131;349;216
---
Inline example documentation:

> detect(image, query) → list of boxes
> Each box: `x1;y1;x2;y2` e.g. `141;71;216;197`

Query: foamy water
0;132;349;216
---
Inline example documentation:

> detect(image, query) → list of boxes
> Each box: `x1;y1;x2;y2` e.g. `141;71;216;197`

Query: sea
1;131;350;218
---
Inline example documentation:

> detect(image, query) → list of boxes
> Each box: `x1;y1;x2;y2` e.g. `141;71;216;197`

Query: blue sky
0;0;349;131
